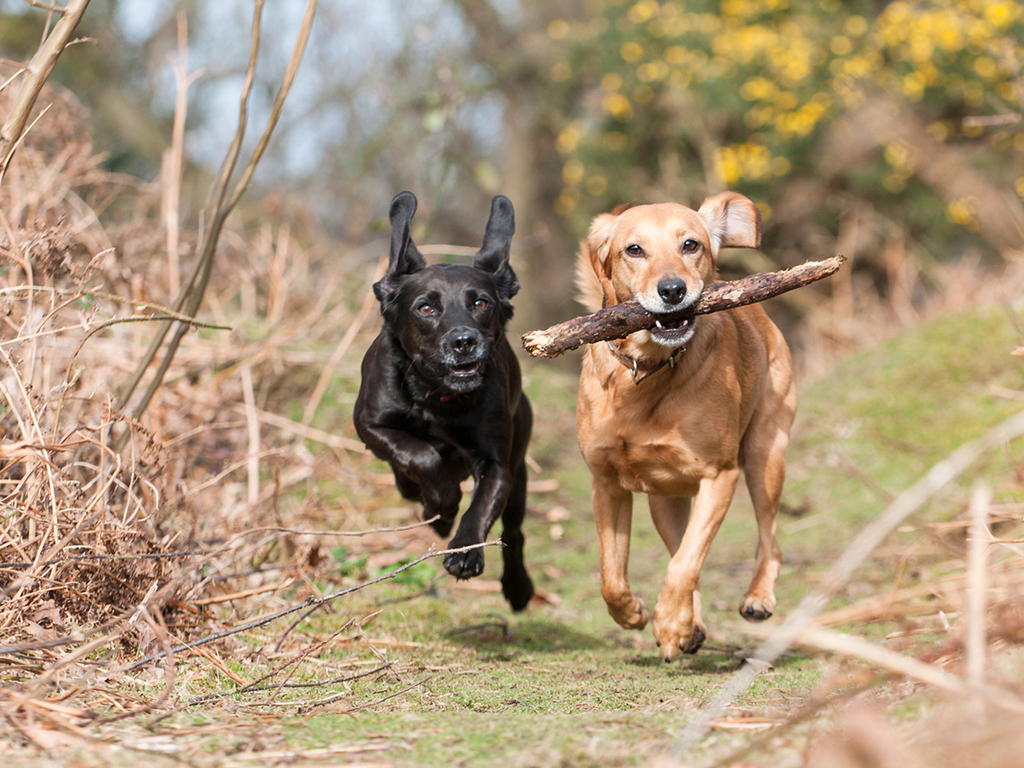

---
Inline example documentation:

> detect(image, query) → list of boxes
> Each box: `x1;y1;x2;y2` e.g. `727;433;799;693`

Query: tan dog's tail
575;241;605;313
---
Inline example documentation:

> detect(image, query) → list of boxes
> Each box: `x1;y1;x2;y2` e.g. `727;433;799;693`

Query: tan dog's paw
606;593;649;630
653;605;706;661
739;592;775;622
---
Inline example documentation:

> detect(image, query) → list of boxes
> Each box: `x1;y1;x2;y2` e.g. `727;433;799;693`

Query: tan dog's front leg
649;496;707;655
653;469;739;661
592;479;648;630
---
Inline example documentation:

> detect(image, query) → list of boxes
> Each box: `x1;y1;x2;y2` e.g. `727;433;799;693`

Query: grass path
7;306;1021;767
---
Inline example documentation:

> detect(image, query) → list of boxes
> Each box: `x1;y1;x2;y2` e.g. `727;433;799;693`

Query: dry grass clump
0;69;178;631
0;62;441;744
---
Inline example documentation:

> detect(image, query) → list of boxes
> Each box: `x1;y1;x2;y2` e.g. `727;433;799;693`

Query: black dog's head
373;191;519;394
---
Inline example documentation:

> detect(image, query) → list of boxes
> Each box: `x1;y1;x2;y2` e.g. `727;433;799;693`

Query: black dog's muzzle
442;327;486;363
432;326;488;392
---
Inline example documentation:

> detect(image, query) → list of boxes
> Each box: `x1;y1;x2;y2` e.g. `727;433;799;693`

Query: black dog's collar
415;379;459;403
606;341;685;385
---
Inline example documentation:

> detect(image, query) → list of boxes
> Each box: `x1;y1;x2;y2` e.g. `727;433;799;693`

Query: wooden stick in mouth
521;254;847;359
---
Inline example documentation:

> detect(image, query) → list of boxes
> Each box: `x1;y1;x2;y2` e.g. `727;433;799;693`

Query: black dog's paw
443;548;485;580
393;471;423;502
429;515;454;538
422;478;462;532
501;568;534;612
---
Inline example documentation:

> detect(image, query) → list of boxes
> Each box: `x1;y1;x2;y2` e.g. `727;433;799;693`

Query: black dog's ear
473;195;519;299
374;191;427;302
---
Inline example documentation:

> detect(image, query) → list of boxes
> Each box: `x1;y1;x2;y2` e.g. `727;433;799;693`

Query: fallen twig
122;539;501;671
299;674;431;714
669;407;1024;756
238;517;442;538
188;662;392;707
966;483;992;689
192;579;295;607
790;625;1024;714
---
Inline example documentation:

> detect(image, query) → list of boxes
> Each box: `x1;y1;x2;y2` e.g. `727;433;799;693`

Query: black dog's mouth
649;312;696;343
447;361;481;379
442;360;485;391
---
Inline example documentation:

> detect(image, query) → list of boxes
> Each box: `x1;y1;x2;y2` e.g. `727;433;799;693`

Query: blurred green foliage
549;0;1024;255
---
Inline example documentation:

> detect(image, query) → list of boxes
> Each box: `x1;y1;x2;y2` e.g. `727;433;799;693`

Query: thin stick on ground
237;517;442;539
967;483;992;690
191;662;392;707
240;363;260;506
123;539;500;671
299;675;431;714
788;624;1024;714
185;617;363;705
669;407;1024;757
263;616;374;706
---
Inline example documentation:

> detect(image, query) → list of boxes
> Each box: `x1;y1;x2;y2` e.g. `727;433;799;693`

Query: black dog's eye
625;244;645;258
417;303;436;316
681;239;700;254
473;298;489;310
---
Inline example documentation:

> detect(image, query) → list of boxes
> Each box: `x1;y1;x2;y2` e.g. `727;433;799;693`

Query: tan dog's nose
657;278;688;306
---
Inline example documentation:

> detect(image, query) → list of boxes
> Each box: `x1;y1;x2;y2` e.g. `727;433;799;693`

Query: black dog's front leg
444;460;511;580
357;424;462;534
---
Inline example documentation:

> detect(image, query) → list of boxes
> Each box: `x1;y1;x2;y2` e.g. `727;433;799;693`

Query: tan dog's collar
606;341;685;384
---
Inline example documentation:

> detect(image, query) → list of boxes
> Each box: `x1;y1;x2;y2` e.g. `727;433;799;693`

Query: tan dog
575;193;797;662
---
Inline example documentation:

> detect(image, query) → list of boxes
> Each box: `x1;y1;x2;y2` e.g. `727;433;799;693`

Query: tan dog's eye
625;244;645;258
417;303;436;316
681;239;700;253
473;298;488;310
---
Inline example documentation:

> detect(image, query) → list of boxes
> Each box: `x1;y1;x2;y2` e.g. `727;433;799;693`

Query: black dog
353;191;534;611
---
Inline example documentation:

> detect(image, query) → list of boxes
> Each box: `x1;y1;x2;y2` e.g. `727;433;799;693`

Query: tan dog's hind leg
650;496;706;654
593;480;649;629
653;469;739;661
739;411;791;622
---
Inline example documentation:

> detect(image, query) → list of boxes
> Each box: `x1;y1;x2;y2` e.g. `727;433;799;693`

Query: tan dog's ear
697;192;762;253
576;211;621;310
586;212;620;275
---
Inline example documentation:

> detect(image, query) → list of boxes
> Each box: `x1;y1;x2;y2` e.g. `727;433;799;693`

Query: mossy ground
11;305;1020;767
221;307;1024;765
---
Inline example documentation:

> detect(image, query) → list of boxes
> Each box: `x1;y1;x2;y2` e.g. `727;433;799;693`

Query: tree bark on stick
522;254;846;358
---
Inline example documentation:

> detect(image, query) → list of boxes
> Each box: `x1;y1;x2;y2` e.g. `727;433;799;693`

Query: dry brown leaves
0;63;441;753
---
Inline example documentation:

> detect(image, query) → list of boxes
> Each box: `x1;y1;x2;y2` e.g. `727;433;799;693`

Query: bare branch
669;407;1024;756
122;539;500;671
0;0;91;184
114;0;318;449
966;483;992;689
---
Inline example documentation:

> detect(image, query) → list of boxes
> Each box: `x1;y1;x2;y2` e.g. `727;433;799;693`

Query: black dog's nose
657;278;687;306
450;330;479;356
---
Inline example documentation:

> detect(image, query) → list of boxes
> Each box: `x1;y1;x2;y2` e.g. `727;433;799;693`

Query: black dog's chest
404;394;483;449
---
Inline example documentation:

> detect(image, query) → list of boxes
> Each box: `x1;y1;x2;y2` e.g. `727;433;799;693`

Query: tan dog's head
577;192;761;348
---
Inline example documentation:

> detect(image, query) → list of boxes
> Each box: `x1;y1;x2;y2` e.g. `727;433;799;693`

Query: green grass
89;304;1023;767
